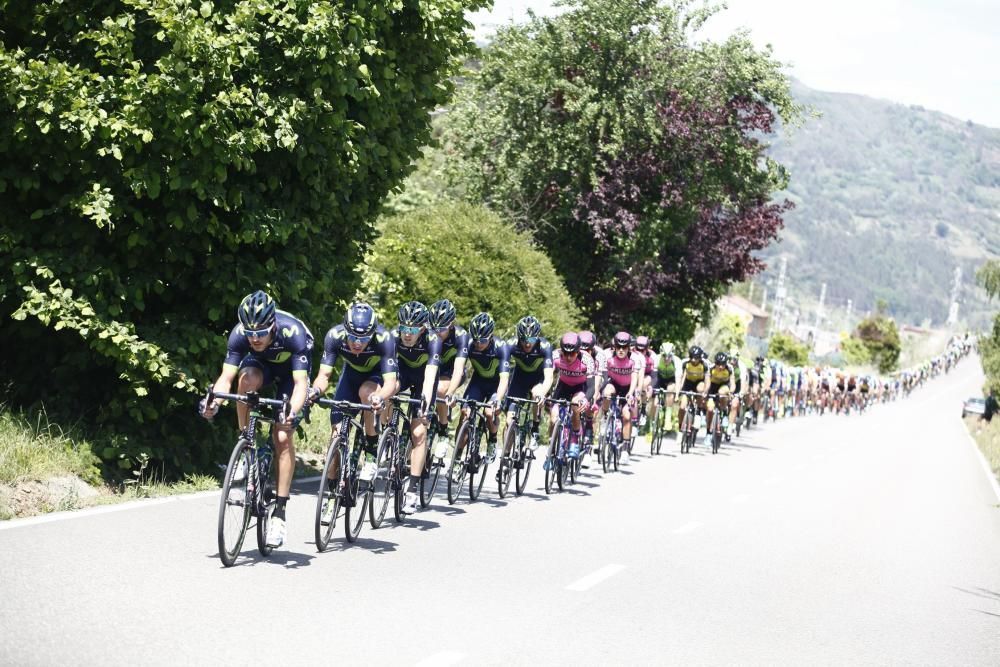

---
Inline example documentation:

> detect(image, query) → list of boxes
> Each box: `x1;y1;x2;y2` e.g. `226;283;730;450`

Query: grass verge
964;416;1000;484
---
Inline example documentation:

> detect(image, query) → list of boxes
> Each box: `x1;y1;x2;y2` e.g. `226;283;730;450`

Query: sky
469;0;1000;129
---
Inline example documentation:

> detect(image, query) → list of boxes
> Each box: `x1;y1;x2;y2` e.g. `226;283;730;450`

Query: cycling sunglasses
430;326;451;334
521;336;539;345
347;333;373;344
399;325;422;335
244;326;272;339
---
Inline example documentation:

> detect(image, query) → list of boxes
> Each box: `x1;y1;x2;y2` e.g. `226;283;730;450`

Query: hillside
759;80;1000;328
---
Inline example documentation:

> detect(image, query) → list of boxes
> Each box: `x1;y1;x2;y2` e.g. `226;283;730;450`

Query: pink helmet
560;332;580;353
613;331;631;347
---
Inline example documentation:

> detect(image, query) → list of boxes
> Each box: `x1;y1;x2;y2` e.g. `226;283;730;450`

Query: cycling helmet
560;332;580;353
238;290;276;330
729;348;740;359
578;331;595;350
714;351;728;365
428;299;456;329
397;300;428;327
613;331;631;347
344;301;378;337
468;312;496;340
635;335;649;350
689;345;704;360
660;341;675;356
516;315;542;341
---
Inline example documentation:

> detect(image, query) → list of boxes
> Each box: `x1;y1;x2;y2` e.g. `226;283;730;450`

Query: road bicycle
497;396;539;498
544;398;575;494
649;388;672;456
370;394;424;527
312;398;378;551
677;390;704;455
208;389;289;568
447;397;493;504
599;395;630;473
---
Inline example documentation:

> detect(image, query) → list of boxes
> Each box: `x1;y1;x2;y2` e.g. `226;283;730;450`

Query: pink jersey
591;346;609;376
553;350;595;387
606;351;643;387
641;350;654;376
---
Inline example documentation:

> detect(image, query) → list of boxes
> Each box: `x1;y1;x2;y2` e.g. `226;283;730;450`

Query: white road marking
964;428;1000;502
731;494;751;504
566;564;626;591
0;475;323;531
413;651;466;667
672;521;703;534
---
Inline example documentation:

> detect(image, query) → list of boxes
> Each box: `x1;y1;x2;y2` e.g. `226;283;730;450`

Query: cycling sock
407;475;419;493
437;420;449;437
273;495;289;520
531;420;539;435
365;434;378;453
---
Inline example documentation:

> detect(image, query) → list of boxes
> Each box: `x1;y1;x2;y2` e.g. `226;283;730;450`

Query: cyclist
458;312;510;476
550;332;596;460
390;301;442;515
675;345;708;445
653;341;681;435
428;299;470;451
728;348;746;435
201;290;313;549
602;331;642;463
578;330;606;466
634;335;655;430
309;302;398;519
705;351;736;443
505;315;554;453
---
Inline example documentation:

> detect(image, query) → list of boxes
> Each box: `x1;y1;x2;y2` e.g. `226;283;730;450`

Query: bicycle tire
369;430;394;529
447;421;470;504
345;467;370;543
601;424;611;474
254;445;275;558
420;433;441;508
498;424;516;498
393;435;412;522
315;437;344;552
218;438;253;567
469;424;489;502
515;432;533;496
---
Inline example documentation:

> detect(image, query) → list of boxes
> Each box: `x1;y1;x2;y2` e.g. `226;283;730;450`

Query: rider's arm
422;336;442;408
728;365;736;394
311;328;341;396
446;329;470;396
374;331;398;402
535;341;555;396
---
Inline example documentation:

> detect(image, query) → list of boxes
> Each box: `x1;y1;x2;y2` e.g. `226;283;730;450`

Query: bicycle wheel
448;421;470;504
315;436;344;552
601;425;611;474
394;436;412;521
420;432;441;508
712;419;721;454
469;428;490;501
498;424;516;498
218;438;253;567
369;430;394;529
254;445;276;557
345;463;370;543
515;431;533;496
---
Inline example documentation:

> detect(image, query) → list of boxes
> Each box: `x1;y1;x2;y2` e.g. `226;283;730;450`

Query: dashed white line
566;564;626;591
672;521;703;534
413;651;466;667
731;494;751;504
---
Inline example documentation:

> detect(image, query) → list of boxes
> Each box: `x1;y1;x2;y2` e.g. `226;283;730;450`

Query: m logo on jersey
282;325;299;338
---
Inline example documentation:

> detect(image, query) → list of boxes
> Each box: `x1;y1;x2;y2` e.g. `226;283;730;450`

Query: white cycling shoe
401;491;419;515
266;516;286;548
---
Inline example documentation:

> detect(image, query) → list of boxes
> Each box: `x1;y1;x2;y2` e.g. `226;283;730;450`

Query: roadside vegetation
964;417;1000;484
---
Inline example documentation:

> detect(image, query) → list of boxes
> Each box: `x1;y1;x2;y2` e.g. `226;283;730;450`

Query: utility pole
947;267;962;326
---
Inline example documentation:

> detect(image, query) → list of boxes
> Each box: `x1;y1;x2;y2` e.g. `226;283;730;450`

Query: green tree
840;335;871;367
0;0;485;474
768;332;809;366
443;0;799;341
976;259;1000;393
854;314;901;374
357;202;582;336
709;313;747;356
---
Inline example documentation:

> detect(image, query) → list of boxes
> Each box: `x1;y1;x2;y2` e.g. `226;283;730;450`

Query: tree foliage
443;0;798;341
854;314;901;374
839;335;870;367
0;0;485;474
357;202;582;337
767;332;809;366
977;260;1000;300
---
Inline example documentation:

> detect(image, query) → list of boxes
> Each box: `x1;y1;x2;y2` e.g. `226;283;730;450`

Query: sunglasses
561;348;578;355
347;333;373;344
474;336;492;344
430;326;450;334
613;342;630;349
245;327;272;339
399;325;422;335
635;346;647;352
521;336;539;345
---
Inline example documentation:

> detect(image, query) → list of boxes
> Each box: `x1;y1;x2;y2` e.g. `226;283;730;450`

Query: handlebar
314;397;375;412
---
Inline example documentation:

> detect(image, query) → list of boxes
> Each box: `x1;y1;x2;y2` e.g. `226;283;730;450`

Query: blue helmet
238;290;276;330
344;302;378;337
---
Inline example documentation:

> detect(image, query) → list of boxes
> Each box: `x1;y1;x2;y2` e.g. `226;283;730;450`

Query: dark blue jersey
391;328;442;381
224;310;313;375
320;324;397;377
467;337;512;380
436;325;470;377
507;337;554;381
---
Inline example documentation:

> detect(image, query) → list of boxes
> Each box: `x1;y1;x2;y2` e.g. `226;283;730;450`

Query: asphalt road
2;357;998;666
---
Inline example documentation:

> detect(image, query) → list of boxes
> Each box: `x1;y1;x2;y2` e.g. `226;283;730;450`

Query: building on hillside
719;294;770;339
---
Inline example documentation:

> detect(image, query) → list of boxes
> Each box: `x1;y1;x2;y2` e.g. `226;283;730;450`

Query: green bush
840;335;871;367
854;314;901;374
357;202;582;336
0;0;484;476
768;332;809;366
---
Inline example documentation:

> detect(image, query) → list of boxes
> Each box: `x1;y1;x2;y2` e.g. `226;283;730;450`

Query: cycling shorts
237;355;310;404
330;369;383;425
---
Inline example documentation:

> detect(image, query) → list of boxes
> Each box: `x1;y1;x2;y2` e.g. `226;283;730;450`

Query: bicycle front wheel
420;435;441;508
448;421;470;504
315;437;344;552
345;469;370;543
370;430;394;529
498;425;516;498
394;436;412;522
515;432;532;496
470;427;489;502
218;438;253;567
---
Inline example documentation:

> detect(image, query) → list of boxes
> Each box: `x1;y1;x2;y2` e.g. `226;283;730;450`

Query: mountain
758;80;1000;328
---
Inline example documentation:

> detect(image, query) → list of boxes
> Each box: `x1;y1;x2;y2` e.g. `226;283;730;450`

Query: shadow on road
321;536;399;554
390;517;440;532
421;504;467;516
520;492;550;502
209;549;315;569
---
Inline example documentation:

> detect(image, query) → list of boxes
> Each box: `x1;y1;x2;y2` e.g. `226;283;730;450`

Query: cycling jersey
606;351;643;389
391;328;442;394
681;359;707;383
320;324;397;377
657;354;678;382
640;350;654;377
508;338;554;379
464;337;511;403
224;310;314;375
552;350;596;402
437;325;470;378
